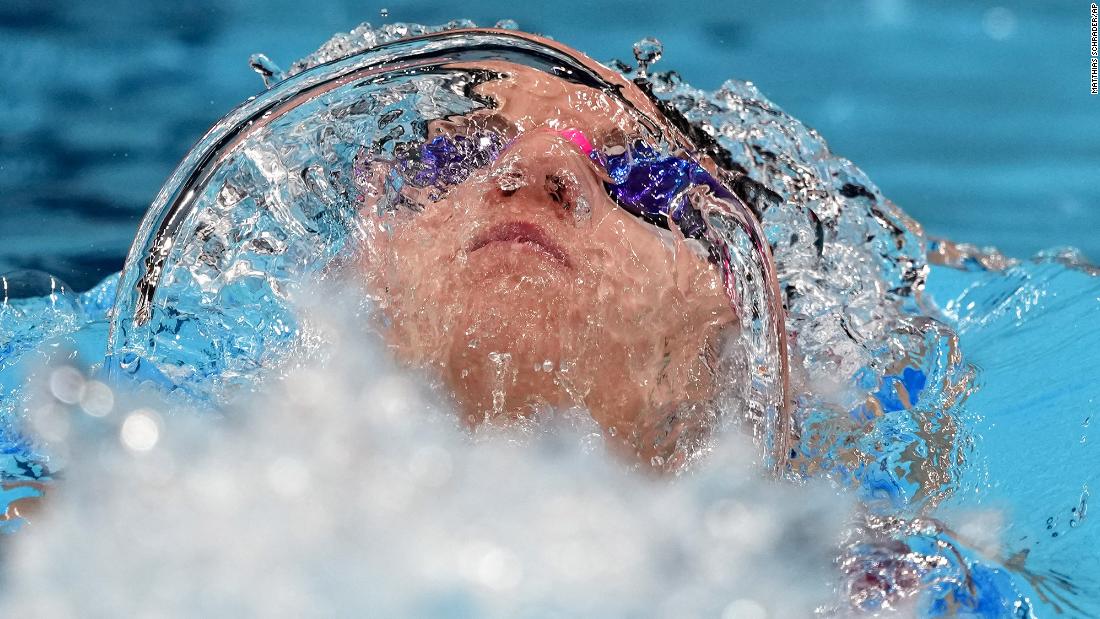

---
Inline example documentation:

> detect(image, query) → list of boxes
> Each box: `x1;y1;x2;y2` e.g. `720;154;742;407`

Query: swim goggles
391;128;733;243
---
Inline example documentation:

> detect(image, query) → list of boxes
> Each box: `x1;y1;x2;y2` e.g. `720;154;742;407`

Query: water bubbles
386;23;409;38
48;366;86;405
491;160;527;192
632;37;663;76
494;19;519;30
488;351;514;416
79;380;115;418
572;196;592;224
580;431;604;454
379;7;389;18
541;359;554;372
120;409;161;452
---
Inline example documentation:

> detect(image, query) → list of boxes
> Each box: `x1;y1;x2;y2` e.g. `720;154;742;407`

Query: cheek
360;216;454;321
585;213;677;290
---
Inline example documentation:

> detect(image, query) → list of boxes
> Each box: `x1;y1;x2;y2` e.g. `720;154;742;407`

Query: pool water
1;1;1096;290
1;9;1099;618
5;255;1097;616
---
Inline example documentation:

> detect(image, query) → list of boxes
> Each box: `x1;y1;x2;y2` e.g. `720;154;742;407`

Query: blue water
2;3;1099;616
924;258;1100;615
1;1;1097;290
5;259;1097;615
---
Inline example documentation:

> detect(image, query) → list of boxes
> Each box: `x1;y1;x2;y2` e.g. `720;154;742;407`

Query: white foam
1;304;852;617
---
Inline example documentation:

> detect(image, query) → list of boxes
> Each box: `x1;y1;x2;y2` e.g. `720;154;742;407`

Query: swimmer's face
359;64;736;467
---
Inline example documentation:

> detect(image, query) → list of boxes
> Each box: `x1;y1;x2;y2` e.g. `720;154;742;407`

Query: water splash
632;37;663;77
0;20;1097;616
0;297;851;617
101;26;790;475
285;19;479;78
248;53;285;89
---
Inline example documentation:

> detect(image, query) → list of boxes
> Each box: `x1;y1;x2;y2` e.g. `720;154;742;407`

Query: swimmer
357;61;741;469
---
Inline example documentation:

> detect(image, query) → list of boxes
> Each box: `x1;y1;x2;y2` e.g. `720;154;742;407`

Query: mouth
467;221;571;268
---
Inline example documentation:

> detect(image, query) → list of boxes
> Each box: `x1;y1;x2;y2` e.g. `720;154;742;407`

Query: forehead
454;62;643;140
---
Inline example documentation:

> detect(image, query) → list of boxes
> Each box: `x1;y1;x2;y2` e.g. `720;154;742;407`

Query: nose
486;130;604;216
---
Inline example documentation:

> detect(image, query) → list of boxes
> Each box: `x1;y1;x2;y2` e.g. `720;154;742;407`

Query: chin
461;245;574;286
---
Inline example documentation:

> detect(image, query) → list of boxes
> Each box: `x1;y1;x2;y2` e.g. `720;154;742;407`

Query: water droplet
580;432;604;454
632;37;663;77
541;359;554;372
494;19;519;30
120;409;162;452
608;59;633;75
49;366;86;405
491;162;527;192
80;380;115;418
650;70;683;90
573;197;591;224
248;53;285;89
488;352;514;416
